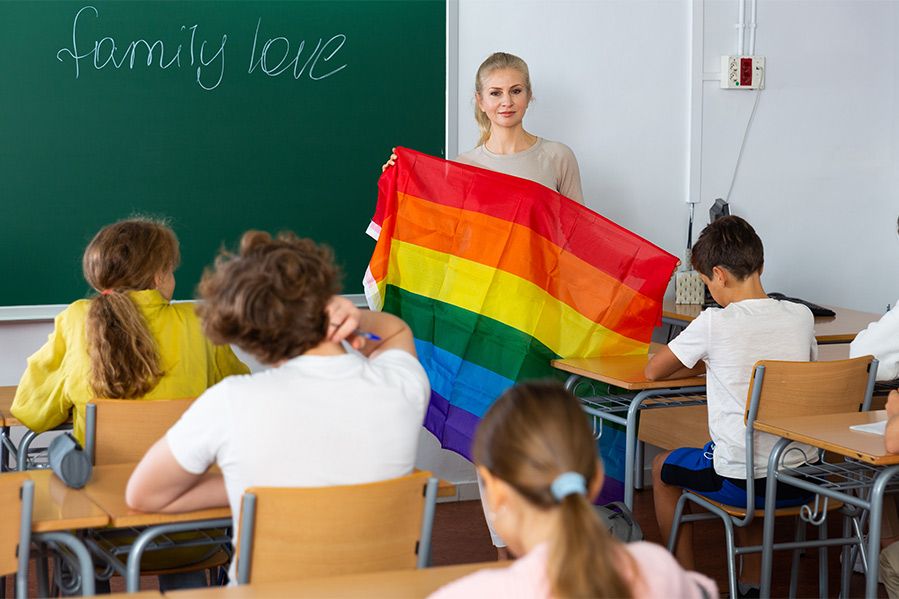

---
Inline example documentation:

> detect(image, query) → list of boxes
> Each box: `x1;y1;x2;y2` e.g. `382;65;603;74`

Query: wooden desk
166;561;504;598
82;463;232;592
24;469;107;595
755;410;899;597
84;463;230;528
552;351;706;510
755;410;899;466
662;299;879;344
27;469;109;532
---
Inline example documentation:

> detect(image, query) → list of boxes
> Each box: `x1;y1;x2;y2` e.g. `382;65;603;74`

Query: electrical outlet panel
721;56;765;89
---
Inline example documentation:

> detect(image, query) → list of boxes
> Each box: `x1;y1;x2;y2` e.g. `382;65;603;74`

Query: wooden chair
83;398;229;584
667;356;878;598
84;398;195;465
0;472;34;598
235;471;439;584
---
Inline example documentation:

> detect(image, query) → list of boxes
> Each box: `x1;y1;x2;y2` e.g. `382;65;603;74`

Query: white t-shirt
455;138;584;204
166;348;430;576
850;301;899;381
668;298;818;479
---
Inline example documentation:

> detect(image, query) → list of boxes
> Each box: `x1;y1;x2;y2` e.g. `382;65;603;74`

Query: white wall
697;0;899;313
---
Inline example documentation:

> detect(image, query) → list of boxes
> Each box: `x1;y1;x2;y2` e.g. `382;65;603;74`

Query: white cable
724;88;762;204
737;0;746;55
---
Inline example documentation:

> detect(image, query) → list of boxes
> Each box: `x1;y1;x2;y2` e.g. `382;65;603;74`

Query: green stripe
383;285;559;382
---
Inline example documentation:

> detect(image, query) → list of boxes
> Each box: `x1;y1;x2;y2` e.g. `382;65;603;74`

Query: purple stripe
594;475;624;505
424;390;480;460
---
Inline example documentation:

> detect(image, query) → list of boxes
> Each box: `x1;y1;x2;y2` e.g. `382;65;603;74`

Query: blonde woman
384;52;584;204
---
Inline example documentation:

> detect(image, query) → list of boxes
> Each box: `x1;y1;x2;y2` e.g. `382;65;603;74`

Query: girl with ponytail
382;52;584;205
12;217;249;444
430;381;715;599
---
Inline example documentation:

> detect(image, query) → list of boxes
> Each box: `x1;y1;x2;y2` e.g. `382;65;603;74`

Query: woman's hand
325;296;364;350
381;147;398;172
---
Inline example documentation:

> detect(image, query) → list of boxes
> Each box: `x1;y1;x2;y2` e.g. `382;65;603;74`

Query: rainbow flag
365;147;677;467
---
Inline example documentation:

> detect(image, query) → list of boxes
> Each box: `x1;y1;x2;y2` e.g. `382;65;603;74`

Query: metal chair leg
722;517;738;599
789;520;806;599
817;519;828;598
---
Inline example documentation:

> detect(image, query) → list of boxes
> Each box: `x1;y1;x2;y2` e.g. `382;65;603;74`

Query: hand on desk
644;345;705;381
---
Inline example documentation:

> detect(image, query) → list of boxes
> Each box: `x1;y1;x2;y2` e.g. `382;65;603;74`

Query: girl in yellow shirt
12;218;249;444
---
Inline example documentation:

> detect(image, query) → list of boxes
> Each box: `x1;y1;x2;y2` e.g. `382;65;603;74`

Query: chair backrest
0;472;34;596
85;398;195;465
745;356;878;424
235;471;439;584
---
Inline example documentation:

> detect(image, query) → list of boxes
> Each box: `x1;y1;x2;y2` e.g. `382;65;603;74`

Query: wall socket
721;56;765;89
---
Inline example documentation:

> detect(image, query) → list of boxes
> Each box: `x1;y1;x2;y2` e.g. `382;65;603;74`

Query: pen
354;330;382;341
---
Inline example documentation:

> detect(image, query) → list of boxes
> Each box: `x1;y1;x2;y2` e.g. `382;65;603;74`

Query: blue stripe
414;339;514;418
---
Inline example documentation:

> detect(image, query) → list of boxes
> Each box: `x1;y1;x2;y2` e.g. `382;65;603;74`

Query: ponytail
549;494;633;598
82;218;180;399
87;291;164;398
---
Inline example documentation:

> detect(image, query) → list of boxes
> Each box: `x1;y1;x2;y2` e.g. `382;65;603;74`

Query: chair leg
790;519;806;599
817;519;828;598
722;518;738;599
840;514;853;599
667;493;690;553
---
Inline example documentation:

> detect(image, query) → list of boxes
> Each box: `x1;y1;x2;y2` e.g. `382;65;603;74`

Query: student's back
127;231;430;583
11;219;248;443
167;347;428;511
670;297;816;477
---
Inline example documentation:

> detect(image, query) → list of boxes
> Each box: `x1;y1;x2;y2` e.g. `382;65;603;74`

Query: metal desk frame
563;374;706;510
760;438;899;598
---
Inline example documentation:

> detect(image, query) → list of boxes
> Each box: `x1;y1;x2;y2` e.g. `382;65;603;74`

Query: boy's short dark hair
690;215;764;280
198;230;341;364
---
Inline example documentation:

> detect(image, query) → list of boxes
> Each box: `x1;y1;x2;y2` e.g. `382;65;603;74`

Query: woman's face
476;68;531;131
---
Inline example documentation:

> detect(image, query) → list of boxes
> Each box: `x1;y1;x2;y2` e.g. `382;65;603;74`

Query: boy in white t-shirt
125;231;430;582
645;216;817;596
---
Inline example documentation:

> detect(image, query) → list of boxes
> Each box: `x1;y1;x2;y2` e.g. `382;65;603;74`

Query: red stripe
382;147;677;299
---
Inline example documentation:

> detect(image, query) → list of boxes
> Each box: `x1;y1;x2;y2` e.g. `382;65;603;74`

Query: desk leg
634;441;645;490
33;532;96;596
760;438;789;598
624;391;650;511
563;374;580;392
867;466;899;598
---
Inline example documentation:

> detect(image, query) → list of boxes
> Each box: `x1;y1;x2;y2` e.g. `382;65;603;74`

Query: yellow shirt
11;289;250;443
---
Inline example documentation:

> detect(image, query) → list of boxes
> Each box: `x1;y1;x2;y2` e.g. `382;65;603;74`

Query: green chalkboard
0;0;445;306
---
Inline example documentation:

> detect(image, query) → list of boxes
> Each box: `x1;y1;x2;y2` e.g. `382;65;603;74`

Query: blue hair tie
550;471;586;502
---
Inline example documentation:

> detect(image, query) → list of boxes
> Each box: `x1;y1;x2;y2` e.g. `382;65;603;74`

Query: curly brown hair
197;231;341;364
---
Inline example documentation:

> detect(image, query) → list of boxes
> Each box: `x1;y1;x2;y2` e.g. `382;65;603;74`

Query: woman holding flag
382;52;586;559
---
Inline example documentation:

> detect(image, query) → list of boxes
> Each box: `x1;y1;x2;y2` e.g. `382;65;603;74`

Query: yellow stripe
387;240;648;357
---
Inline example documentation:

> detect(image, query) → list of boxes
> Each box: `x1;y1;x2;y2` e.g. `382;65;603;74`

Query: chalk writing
56;6;348;91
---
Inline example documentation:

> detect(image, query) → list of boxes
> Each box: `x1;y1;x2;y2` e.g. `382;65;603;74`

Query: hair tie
550;471;587;502
100;289;114;296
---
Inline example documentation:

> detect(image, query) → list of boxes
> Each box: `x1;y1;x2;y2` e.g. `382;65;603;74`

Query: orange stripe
391;193;659;342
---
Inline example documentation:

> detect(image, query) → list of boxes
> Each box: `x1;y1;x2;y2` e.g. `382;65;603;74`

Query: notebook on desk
702;292;836;317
